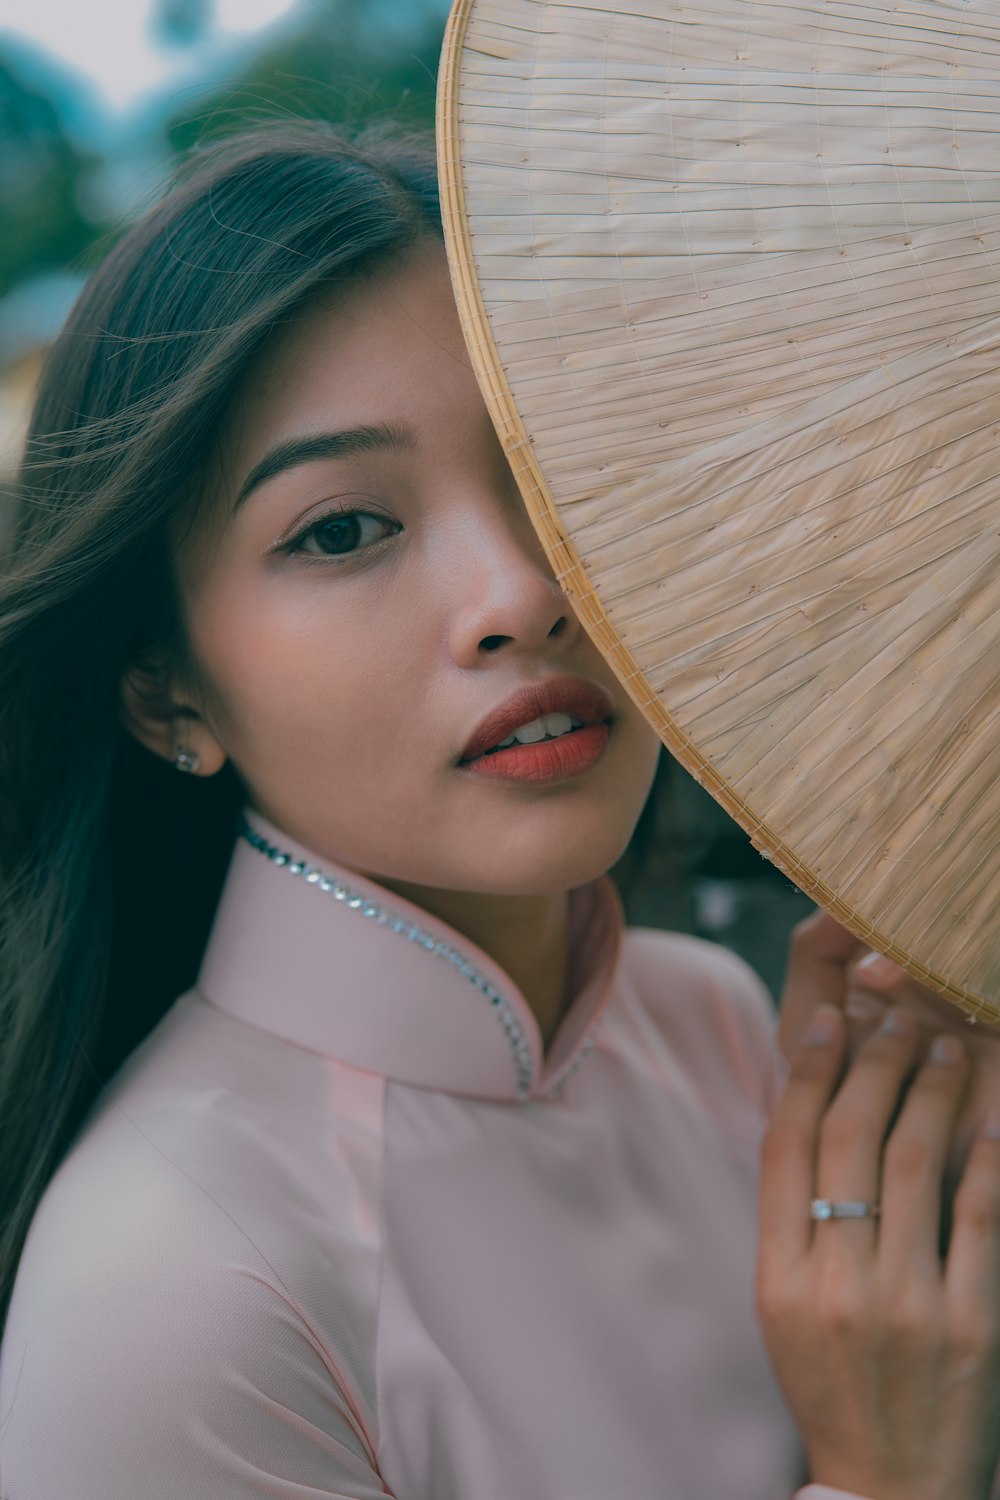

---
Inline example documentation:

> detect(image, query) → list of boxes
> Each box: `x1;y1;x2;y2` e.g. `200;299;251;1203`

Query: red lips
459;676;615;764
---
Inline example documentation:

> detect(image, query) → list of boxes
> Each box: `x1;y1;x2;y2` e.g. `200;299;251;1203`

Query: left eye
288;510;399;558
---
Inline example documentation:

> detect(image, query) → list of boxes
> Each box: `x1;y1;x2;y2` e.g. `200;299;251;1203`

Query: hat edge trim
434;0;992;1023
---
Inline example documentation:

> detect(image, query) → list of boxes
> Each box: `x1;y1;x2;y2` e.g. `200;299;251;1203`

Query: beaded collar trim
238;818;605;1103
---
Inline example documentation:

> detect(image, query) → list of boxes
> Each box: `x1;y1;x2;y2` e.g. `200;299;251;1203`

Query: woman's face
165;240;661;895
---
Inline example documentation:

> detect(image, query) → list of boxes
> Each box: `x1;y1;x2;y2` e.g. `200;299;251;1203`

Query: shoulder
0;1001;387;1499
621;924;776;1039
618;925;781;1115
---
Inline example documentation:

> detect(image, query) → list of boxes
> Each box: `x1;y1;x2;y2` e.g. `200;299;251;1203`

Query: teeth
484;713;592;755
511;713;579;745
545;712;575;736
513;717;548;744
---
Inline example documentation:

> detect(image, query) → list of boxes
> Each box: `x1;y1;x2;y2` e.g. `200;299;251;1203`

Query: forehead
229;241;475;446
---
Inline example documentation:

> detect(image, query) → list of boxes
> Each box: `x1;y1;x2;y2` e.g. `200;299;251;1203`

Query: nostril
480;634;510;652
549;617;568;638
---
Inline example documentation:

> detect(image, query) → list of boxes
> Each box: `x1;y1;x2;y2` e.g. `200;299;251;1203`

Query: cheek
632;723;664;814
181;568;408;767
616;693;662;779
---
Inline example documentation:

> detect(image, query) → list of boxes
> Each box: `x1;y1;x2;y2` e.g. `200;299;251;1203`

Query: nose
446;493;583;668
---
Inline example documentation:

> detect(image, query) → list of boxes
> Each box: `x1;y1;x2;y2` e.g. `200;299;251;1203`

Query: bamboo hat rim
436;0;1000;1021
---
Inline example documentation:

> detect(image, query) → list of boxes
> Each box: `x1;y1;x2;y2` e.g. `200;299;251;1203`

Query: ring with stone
810;1198;881;1221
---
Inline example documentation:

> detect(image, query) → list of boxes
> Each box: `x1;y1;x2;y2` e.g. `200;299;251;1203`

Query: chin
460;823;636;898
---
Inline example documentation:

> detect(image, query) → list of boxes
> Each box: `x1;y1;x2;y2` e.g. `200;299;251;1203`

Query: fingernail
857;952;906;987
800;1005;841;1047
877;1007;914;1037
928;1034;964;1066
845;992;887;1025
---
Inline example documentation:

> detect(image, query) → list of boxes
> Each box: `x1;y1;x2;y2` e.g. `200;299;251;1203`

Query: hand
757;1002;1000;1500
779;908;940;1058
779;909;1000;1196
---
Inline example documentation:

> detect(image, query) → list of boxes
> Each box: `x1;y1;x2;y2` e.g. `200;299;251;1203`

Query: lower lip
461;722;612;783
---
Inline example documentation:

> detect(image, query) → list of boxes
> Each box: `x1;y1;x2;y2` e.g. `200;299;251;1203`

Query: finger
813;1007;921;1260
843;982;890;1030
778;910;868;1056
878;1033;970;1283
848;950;908;994
759;1004;847;1277
945;1114;1000;1329
845;958;978;1051
841;984;891;1069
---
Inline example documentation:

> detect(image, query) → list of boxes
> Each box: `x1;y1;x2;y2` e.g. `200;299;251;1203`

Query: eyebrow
232;423;415;511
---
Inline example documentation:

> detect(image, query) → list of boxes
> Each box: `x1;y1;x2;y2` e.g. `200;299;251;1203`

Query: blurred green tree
153;0;215;48
166;1;444;153
0;48;101;299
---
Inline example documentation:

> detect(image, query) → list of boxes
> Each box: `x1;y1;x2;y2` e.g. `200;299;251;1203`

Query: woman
0;121;998;1500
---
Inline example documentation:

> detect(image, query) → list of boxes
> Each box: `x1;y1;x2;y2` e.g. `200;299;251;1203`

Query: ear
119;649;228;777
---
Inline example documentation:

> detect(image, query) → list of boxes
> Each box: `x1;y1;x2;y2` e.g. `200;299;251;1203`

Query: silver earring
174;746;201;774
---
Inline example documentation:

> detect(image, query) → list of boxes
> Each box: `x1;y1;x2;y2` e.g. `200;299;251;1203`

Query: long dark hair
0;116;671;1342
0;121;445;1337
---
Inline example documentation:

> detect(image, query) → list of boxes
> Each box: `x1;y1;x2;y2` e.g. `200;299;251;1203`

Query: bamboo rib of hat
437;0;1000;1019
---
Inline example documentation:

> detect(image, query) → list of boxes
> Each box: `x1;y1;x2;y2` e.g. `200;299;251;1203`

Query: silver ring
810;1198;881;1221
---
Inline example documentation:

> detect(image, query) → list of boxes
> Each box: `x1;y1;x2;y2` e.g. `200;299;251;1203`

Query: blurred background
0;0;815;999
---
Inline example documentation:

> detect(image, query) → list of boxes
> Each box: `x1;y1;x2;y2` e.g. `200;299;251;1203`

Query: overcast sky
0;0;300;113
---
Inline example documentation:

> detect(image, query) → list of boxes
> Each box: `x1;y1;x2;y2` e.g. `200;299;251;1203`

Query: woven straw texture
438;0;1000;1018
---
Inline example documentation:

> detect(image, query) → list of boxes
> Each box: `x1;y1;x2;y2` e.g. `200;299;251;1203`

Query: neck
377;879;571;1050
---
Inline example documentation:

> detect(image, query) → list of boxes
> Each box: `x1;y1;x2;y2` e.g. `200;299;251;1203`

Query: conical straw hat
437;0;1000;1020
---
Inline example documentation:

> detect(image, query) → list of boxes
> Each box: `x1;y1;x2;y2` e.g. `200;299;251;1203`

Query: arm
0;1226;392;1500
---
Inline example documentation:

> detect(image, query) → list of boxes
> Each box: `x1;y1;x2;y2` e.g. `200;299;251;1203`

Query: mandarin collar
196;806;623;1103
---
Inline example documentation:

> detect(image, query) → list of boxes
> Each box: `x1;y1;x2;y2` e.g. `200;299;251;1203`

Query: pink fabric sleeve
0;1183;393;1499
794;1488;873;1499
797;1478;1000;1500
696;936;785;1117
